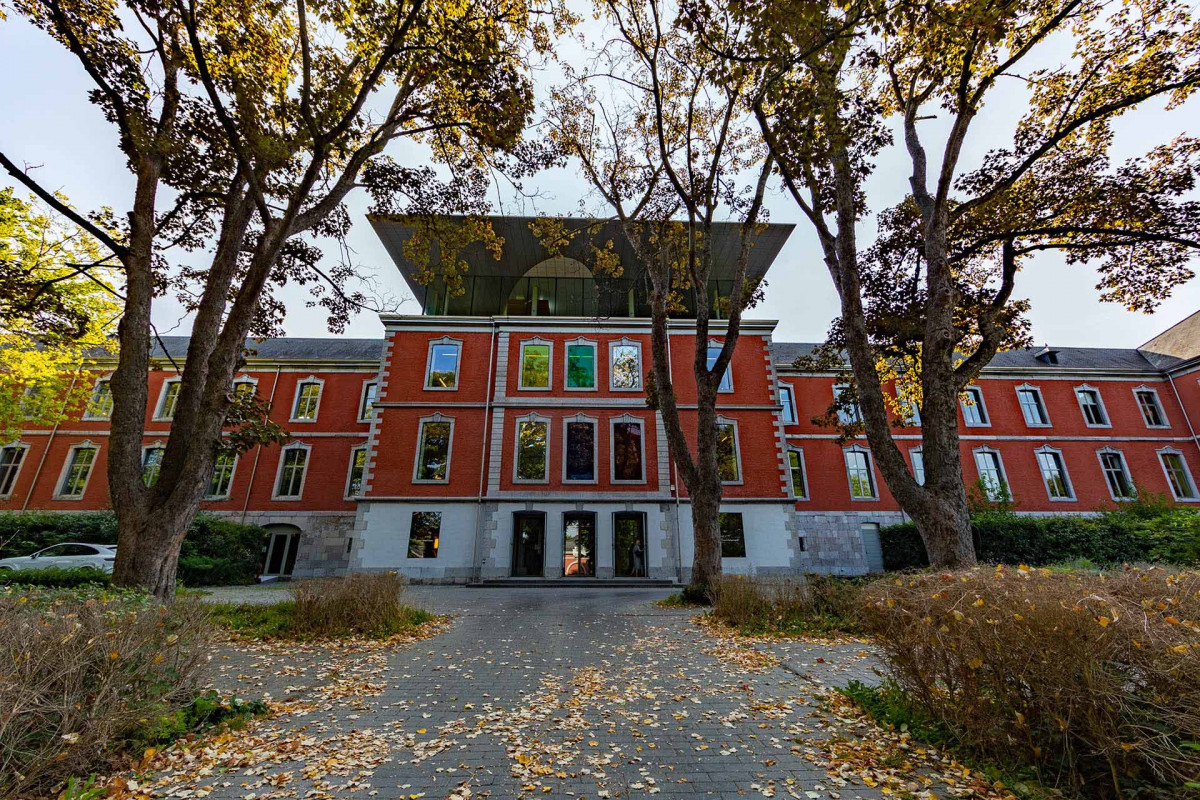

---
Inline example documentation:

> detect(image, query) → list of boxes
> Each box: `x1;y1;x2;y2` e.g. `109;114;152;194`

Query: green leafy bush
0;566;112;587
137;690;269;745
880;503;1200;570
177;516;266;586
0;511;267;586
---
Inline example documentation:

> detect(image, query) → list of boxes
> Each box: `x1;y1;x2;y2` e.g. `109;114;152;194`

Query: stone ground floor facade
231;502;905;583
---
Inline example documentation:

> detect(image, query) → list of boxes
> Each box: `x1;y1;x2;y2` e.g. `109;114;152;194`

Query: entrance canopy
368;215;795;318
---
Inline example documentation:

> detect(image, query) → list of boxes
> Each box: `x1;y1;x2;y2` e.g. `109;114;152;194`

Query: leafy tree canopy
0;188;122;440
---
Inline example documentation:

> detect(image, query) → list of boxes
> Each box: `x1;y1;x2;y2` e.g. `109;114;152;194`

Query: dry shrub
0;588;212;795
860;565;1200;797
290;572;429;638
710;574;861;635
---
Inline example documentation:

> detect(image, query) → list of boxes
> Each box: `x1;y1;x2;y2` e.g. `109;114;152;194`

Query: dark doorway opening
563;512;596;577
262;525;301;578
512;512;546;577
613;511;646;577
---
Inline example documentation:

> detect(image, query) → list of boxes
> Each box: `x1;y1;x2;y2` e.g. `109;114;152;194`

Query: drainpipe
240;365;282;524
665;324;683;584
22;371;80;511
471;318;498;583
1166;371;1200;451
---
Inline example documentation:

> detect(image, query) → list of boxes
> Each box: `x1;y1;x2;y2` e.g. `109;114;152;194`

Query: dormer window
1034;345;1059;365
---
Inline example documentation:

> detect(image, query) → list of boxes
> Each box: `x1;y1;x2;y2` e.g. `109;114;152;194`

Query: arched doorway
261;524;302;579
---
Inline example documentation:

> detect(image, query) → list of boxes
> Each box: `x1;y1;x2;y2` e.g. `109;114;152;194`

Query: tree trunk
111;504;197;600
908;490;976;568
689;481;722;594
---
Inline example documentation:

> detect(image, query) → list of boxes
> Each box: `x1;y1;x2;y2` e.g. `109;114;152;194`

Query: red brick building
3;217;1199;581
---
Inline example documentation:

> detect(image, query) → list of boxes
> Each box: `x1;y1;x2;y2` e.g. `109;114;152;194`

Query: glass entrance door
512;512;546;577
613;512;646;577
563;512;596;577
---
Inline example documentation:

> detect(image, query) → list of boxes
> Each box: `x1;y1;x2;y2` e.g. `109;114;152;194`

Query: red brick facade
4;314;1200;580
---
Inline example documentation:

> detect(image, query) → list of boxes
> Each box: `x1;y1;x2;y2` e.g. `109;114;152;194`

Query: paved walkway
138;588;996;800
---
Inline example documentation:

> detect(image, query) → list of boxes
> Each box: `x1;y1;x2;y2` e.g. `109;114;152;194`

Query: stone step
470;578;678;589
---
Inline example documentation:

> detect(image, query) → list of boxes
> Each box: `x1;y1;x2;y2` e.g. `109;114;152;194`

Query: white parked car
0;542;117;573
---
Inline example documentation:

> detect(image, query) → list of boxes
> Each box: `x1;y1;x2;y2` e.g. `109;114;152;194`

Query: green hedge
880;507;1200;570
0;512;267;586
0;566;113;587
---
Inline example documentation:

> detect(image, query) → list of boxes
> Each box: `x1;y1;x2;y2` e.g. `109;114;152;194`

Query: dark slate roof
771;342;1161;374
117;336;384;362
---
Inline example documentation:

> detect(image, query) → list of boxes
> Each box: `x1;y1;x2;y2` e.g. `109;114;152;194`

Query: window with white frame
83;378;113;420
425;339;462;389
57;444;98;498
0;444;28;497
788;449;808;499
611;415;645;483
1075;386;1110;427
275;444;310;498
1016;385;1050;426
232;377;258;402
1098;448;1135;500
565;340;597;390
207;450;238;499
359;381;379;421
706;344;733;392
610;340;642;390
833;384;862;425
413;415;453;482
141;446;165;487
778;385;797;424
19;386;40;419
1035;446;1074;501
519;340;552;389
1134;387;1168;428
515;415;550;482
961;386;990;426
345;446;368;497
155;379;182;421
1158;449;1198;501
898;395;921;426
716;419;742;483
563;415;597;482
973;448;1009;501
910;448;926;486
291;378;322;421
844;447;877;499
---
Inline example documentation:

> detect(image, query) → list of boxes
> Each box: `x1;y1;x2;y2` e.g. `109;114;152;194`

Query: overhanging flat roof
369;215;795;296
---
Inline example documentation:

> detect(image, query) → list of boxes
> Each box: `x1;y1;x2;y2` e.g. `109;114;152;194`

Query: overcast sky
2;9;1197;349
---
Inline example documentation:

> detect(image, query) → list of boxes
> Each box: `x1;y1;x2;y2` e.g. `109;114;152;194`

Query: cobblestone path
135;588;1002;800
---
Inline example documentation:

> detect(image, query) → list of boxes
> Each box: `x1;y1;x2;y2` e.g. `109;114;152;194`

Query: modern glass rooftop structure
370;215;795;318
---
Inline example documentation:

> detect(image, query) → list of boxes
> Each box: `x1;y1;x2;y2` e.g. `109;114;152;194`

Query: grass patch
710;574;863;638
207;573;435;640
0;566;112;587
207;600;433;639
839;680;1054;799
657;591;705;608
